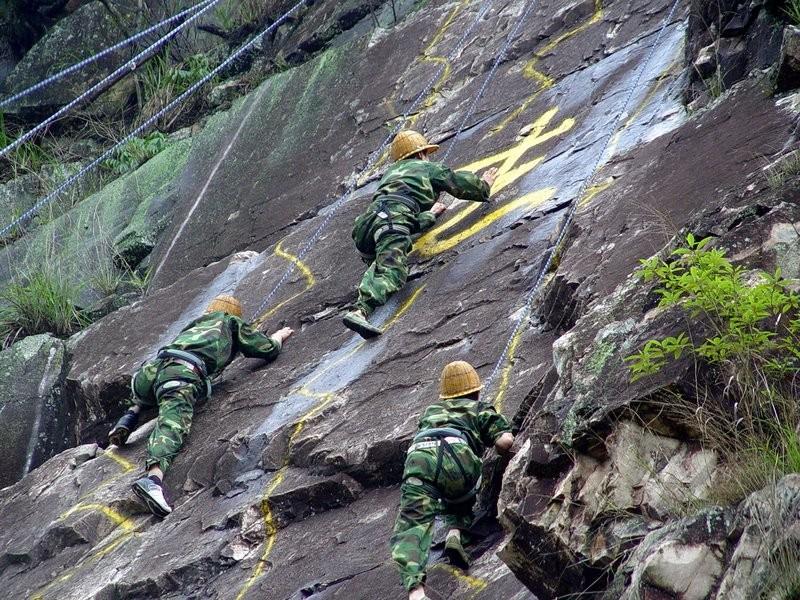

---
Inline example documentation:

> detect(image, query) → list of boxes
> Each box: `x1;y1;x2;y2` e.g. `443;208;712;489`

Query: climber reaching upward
391;361;514;600
343;130;498;338
107;294;294;517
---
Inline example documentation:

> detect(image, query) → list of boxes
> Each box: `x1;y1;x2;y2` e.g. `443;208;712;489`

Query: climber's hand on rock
271;327;294;344
494;432;514;455
432;202;447;216
482;167;499;190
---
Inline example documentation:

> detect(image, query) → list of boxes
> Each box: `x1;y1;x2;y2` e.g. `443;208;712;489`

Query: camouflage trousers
131;360;204;473
390;444;482;591
356;231;412;316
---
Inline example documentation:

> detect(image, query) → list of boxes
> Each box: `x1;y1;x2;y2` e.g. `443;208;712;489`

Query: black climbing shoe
443;534;470;570
342;310;383;339
132;475;172;517
108;410;139;447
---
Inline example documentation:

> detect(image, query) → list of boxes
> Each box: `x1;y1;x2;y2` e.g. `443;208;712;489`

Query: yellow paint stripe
493;320;526;413
489;1;604;138
60;503;136;532
578;179;613;209
104;450;135;472
365;1;470;177
415;188;556;257
605;61;680;158
432;563;489;592
30;530;135;599
254;239;317;325
236;286;425;599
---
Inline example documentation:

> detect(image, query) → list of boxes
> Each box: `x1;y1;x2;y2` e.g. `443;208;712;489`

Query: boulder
4;0;138;116
0;334;69;489
776;25;800;93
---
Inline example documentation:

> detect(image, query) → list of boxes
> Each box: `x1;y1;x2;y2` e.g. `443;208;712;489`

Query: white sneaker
132;476;172;517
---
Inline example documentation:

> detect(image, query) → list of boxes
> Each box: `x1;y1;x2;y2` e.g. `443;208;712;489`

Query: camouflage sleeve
235;319;282;361
429;162;490;202
478;404;512;446
417;210;438;231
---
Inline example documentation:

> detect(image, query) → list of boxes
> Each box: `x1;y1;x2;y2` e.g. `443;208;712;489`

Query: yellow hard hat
390;130;440;162
206;294;243;318
439;360;483;399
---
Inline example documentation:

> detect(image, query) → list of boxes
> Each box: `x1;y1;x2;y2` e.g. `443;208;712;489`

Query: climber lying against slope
343;130;499;338
391;361;514;600
107;294;294;517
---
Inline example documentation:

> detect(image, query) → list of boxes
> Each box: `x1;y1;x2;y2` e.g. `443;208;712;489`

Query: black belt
375;194;420;214
156;348;212;399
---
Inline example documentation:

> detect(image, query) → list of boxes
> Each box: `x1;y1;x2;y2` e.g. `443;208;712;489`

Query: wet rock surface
0;334;69;488
1;0;800;598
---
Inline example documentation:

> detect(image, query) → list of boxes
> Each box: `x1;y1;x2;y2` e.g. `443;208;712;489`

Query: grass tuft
0;266;88;344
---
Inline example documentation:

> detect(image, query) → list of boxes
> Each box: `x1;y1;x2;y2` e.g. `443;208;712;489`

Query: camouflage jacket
416;396;511;457
369;159;490;233
161;311;282;377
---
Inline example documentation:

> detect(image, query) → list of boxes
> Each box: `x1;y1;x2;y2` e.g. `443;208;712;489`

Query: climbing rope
252;0;494;319
0;0;216;110
482;0;683;397
0;0;309;241
0;0;225;160
440;0;539;162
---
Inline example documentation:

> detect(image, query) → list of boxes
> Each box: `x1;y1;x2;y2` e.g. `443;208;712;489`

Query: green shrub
627;233;800;382
0;267;88;342
102;131;168;176
628;234;800;508
138;53;215;123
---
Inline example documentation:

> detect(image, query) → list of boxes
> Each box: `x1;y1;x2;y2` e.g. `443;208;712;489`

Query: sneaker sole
342;315;382;339
108;427;130;447
132;481;171;518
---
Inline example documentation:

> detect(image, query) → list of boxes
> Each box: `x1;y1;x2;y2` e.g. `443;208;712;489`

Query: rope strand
483;0;683;397
0;0;215;110
0;0;310;240
0;0;225;160
252;1;493;319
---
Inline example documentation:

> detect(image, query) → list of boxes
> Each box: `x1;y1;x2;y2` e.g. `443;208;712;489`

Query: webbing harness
408;427;481;506
372;195;418;241
154;348;212;400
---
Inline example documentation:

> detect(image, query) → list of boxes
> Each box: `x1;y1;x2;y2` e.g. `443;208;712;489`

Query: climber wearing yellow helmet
107;294;294;517
390;361;514;600
343;130;499;338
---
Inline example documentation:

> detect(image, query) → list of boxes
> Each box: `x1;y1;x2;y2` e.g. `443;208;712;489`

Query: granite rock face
1;0;800;599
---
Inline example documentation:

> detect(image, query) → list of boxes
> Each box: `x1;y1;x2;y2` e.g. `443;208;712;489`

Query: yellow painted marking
578;179;614;209
364;1;470;179
493;320;526;413
489;1;603;138
104;450;135;472
523;0;604;80
60;503;136;532
29;529;136;599
236;286;425;600
431;563;489;593
415;107;573;257
254;239;317;325
416;188;556;257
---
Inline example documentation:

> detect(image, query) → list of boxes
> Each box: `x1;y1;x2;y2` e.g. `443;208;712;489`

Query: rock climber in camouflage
343;130;499;338
391;361;514;600
107;294;294;517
